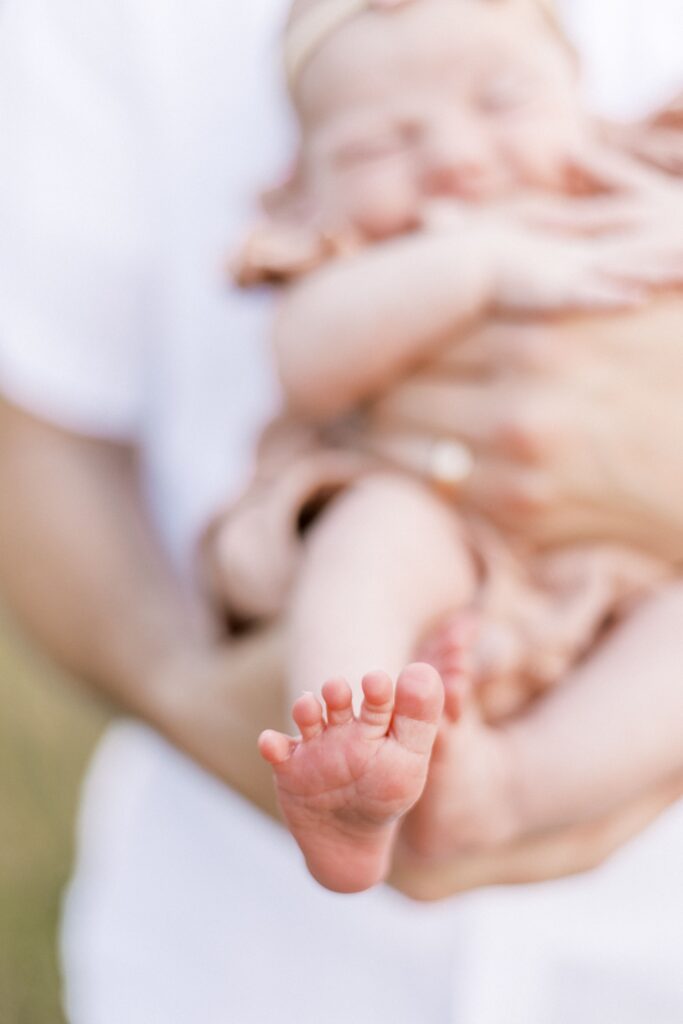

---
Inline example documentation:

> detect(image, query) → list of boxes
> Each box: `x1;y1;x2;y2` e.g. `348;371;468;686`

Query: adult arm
0;398;285;817
2;395;671;899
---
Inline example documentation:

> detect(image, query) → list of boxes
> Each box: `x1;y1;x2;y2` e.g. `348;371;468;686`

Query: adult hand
604;93;683;177
389;774;683;901
516;143;683;245
361;299;683;559
425;174;683;314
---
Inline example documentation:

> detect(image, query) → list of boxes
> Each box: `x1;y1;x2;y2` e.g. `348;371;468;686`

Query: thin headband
284;0;560;89
284;0;414;88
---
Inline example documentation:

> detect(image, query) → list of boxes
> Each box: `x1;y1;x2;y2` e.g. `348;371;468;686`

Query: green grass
0;612;106;1024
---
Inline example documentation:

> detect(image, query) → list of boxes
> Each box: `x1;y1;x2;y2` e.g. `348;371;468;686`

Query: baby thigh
287;472;476;705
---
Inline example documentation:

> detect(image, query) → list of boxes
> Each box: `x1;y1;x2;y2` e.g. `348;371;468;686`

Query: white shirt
0;0;294;563
0;2;682;1022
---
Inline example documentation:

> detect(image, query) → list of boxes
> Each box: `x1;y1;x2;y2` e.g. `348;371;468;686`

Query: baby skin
403;619;520;859
258;471;494;893
253;0;683;892
259;665;443;893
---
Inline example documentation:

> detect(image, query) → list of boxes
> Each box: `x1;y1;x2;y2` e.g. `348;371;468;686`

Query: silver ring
428;439;474;491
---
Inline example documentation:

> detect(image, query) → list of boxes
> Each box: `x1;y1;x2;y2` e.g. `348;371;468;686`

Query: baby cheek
499;126;571;191
343;162;420;240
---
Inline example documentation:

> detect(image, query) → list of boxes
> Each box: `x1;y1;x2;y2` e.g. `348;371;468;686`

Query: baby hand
489;218;683;315
489;150;683;314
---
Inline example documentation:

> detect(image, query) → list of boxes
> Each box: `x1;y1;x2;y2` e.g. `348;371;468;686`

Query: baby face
292;0;587;238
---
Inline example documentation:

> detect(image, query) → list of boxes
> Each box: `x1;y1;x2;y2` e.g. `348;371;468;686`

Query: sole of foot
259;663;444;893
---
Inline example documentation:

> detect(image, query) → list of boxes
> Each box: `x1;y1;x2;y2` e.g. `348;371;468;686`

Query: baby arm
273;228;492;420
274;212;654;421
259;473;478;892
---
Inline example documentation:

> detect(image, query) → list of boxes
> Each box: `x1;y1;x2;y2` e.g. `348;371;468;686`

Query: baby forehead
296;2;546;106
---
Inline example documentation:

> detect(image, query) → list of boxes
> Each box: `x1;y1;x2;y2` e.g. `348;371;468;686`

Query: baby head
284;0;588;239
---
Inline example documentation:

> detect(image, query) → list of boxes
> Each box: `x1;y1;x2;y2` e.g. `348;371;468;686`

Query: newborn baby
205;0;683;892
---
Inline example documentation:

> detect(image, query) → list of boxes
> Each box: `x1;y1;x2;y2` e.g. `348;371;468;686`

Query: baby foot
258;664;444;893
403;617;517;861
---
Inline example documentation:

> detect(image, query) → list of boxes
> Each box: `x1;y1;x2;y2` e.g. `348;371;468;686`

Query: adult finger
371;378;567;466
371;379;510;451
562;140;664;195
358;427;555;523
428;321;573;380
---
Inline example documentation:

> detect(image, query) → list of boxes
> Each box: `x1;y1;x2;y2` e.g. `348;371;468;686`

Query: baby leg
289;472;477;701
259;472;477;892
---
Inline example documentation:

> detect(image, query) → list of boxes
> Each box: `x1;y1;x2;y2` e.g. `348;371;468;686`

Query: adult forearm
0;400;209;707
0;399;286;816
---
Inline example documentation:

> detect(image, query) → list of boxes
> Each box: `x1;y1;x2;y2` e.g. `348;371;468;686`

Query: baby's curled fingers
542;272;646;313
513;141;683;236
494;242;647;316
509;193;648;236
627;130;683;176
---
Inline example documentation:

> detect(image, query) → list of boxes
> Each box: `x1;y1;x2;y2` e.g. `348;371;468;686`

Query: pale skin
257;0;683;892
385;299;683;896
0;401;285;820
2;346;683;904
1;7;683;907
4;394;677;905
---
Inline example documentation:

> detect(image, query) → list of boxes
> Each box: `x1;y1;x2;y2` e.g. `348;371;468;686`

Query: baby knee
327;471;462;543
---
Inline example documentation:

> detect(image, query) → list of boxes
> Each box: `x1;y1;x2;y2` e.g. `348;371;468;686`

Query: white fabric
557;0;683;121
0;0;681;1021
0;0;290;561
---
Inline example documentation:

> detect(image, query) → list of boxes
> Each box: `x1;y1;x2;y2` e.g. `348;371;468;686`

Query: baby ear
260;159;309;221
231;220;332;288
229;161;325;286
231;159;363;287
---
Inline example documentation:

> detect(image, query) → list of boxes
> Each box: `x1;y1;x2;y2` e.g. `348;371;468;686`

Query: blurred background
1;1;683;1022
0;611;105;1022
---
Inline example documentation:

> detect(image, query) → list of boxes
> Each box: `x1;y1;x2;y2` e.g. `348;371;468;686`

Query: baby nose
420;126;494;199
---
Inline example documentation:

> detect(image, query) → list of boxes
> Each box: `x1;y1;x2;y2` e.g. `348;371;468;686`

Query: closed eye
479;74;537;114
333;132;408;168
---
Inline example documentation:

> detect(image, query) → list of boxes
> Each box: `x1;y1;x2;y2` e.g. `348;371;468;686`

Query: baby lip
457;169;511;200
423;168;505;202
